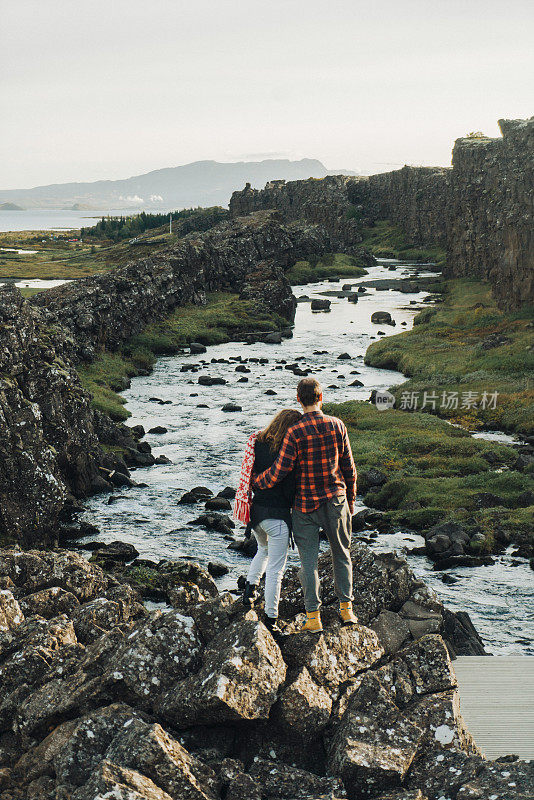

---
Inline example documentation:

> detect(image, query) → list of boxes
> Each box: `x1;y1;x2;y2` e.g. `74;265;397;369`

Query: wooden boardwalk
454;656;534;760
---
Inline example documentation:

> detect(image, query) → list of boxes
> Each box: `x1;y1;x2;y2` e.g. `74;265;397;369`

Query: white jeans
247;518;289;618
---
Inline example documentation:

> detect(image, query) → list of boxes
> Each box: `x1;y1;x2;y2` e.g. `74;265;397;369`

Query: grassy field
360;220;446;267
328;400;533;552
0;228;174;280
286;252;368;285
77;292;287;421
365;279;534;435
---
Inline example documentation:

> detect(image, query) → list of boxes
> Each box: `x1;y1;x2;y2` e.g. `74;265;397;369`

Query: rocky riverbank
2;540;532;800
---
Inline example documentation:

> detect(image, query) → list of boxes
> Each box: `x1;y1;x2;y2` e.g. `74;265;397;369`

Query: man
253;378;357;633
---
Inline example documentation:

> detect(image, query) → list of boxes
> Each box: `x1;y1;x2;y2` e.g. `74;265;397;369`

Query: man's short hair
297;378;323;406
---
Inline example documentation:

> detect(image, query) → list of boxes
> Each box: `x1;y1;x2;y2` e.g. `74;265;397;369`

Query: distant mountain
0;159;341;212
0;202;25;210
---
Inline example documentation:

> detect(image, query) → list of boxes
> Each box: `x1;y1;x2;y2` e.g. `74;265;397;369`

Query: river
80;260;534;656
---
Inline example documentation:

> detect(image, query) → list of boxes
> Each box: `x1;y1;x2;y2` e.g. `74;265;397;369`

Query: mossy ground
328;400;533;551
77;292;287;421
360;220;446;267
286;252;368;285
365;279;534;435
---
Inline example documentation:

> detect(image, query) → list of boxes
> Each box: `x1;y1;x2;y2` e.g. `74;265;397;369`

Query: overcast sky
1;0;532;189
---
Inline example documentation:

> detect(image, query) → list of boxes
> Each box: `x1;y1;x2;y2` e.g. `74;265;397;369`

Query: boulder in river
205;497;232;512
222;403;242;412
311;298;331;311
190;342;207;354
264;332;283;344
198;376;227;386
371;311;395;325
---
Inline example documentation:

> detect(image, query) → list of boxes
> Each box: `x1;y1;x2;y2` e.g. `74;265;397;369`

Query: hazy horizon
1;0;532;190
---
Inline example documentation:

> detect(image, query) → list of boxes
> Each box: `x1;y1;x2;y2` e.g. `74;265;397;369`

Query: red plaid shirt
253;410;357;512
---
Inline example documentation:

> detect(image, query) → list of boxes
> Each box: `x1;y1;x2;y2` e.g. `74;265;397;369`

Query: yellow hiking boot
301;610;323;633
340;602;358;625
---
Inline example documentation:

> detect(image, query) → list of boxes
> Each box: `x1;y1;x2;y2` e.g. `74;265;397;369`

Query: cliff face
229;175;363;249
445;118;534;309
0;288;104;544
33;211;334;359
230;117;533;310
348;166;450;247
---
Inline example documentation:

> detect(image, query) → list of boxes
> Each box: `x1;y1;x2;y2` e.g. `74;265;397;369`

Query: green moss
327;399;533;547
286;252;368;285
77;351;145;420
360;220;446;266
365;279;534;434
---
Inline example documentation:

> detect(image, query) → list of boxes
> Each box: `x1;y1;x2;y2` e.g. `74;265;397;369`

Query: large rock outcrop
347;167;449;247
445;118;534;309
229;175;364;249
230;117;533;310
32;210;335;361
0;289;104;544
0;543;531;799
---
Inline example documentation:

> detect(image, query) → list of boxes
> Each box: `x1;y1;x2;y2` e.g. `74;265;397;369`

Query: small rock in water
237;377;249;383
190;486;213;499
208;561;229;577
109;471;135;488
338;352;351;360
155;455;172;465
179;491;200;504
264;332;283;344
371;311;395;325
265;389;277;395
311;299;331;311
217;487;236;500
148;426;168;434
222;403;242;412
350;379;364;387
190;342;207;354
205;497;232;511
198;375;227;386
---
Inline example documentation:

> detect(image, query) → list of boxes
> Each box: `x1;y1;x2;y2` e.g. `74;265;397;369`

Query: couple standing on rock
234;377;358;639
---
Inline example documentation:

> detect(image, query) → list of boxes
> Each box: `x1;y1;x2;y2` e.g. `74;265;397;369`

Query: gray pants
292;495;353;612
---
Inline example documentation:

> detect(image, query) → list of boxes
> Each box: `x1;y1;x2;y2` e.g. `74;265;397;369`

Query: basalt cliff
230;116;534;310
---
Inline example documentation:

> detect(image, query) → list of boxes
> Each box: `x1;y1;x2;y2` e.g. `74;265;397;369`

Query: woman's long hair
257;409;301;453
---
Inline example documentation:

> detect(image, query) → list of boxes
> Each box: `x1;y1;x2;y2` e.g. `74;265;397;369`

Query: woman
233;409;301;638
